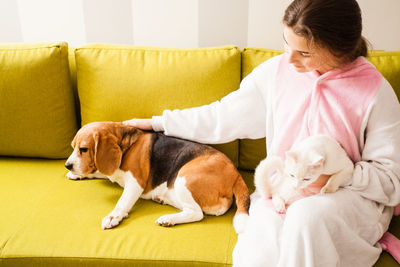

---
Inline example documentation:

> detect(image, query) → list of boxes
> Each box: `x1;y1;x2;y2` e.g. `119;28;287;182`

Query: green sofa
1;42;399;266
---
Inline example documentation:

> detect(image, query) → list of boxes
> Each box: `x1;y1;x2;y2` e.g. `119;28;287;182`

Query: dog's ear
94;132;122;175
120;127;142;152
71;134;77;148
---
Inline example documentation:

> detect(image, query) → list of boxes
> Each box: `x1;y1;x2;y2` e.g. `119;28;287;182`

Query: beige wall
247;0;400;51
359;0;400;51
1;0;399;50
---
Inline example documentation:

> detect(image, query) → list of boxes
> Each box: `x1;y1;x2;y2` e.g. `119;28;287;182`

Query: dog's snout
65;163;73;170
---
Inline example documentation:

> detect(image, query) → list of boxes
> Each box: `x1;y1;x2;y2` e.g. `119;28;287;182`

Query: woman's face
283;26;341;75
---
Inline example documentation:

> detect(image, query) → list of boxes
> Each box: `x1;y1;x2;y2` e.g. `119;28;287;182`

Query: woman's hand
123;118;153;130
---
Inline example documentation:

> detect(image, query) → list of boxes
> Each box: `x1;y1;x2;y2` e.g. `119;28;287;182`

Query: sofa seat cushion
0;158;238;266
74;45;241;166
1;159;396;266
0;43;77;158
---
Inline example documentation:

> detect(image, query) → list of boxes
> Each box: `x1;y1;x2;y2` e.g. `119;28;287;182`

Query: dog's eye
79;147;88;153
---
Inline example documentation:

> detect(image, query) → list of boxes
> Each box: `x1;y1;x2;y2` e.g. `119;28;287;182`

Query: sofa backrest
3;43;397;166
72;44;241;166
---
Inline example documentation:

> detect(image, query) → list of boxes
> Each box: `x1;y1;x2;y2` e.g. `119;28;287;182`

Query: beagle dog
65;122;250;233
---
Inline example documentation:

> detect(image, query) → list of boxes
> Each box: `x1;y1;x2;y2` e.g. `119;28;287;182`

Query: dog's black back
149;133;215;188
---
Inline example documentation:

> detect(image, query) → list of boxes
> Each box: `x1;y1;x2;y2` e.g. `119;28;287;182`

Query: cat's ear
310;154;325;168
285;151;298;162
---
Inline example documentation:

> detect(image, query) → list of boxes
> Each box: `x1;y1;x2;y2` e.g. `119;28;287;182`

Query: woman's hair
283;0;368;63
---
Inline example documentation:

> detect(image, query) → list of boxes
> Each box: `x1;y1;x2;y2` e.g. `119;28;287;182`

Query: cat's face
284;150;325;188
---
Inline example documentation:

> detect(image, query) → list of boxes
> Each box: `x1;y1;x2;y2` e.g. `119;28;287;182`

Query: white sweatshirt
152;54;400;207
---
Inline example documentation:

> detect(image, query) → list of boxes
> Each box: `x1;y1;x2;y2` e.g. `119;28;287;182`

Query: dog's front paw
156;214;176;227
66;171;83;180
101;211;128;230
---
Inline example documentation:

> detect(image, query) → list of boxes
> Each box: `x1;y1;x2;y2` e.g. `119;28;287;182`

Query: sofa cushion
239;48;400;171
0;158;238;266
0;42;77;158
75;45;241;166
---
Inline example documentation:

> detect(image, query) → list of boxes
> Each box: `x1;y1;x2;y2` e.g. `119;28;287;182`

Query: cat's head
284;150;325;188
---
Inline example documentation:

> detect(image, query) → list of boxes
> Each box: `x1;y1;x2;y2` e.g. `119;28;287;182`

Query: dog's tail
232;175;250;234
254;155;284;198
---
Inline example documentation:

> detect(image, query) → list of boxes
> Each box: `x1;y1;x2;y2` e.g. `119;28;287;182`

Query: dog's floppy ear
120;127;142;152
94;132;122;175
71;134;77;148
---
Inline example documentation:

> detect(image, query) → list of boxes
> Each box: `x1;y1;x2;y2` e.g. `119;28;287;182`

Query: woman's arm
126;55;281;144
349;79;400;206
123;73;268;143
153;74;266;144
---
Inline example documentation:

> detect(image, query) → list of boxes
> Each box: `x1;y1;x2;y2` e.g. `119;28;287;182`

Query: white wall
0;0;399;50
15;0;86;47
132;0;198;48
358;0;400;50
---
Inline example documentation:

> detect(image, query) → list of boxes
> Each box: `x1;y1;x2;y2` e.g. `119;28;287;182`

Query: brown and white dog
65;121;250;233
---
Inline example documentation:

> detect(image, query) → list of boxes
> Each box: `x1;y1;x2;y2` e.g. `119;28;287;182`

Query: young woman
124;0;400;265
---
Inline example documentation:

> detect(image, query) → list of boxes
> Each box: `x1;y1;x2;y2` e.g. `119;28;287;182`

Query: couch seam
75;46;239;53
0;256;230;266
0;44;62;51
0;238;10;257
59;43;76;158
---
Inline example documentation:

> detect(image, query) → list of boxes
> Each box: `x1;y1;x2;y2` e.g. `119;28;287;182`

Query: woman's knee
285;195;338;227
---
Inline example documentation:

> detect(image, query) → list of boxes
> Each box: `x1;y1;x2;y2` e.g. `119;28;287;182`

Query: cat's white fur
254;135;354;212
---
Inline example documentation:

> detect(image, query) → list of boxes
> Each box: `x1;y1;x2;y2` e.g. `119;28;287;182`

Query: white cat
254;135;354;213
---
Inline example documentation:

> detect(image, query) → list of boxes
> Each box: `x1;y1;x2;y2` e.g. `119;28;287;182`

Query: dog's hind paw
233;213;249;234
156;215;176;227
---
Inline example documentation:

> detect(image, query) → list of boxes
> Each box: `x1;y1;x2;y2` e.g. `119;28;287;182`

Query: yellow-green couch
1;42;399;266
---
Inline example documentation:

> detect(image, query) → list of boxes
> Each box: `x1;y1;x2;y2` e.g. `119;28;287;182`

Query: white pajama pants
233;189;393;267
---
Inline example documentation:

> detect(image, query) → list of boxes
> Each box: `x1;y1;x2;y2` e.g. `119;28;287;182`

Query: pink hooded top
271;53;383;163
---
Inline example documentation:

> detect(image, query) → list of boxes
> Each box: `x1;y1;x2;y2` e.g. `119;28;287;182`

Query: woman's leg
233;192;285;267
278;188;392;267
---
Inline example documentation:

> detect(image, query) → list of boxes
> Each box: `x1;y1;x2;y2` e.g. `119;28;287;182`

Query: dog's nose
65;163;73;170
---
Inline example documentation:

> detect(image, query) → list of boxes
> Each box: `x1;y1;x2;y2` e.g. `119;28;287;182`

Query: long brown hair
283;0;368;63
